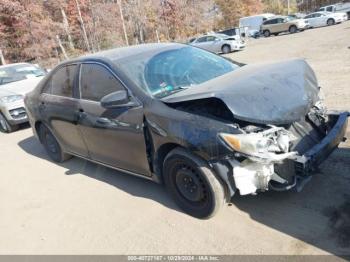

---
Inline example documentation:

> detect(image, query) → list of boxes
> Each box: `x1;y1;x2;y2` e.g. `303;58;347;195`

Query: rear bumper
294;112;349;176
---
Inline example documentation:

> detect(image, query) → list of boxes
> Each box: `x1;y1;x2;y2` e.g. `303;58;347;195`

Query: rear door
77;62;151;176
40;64;88;157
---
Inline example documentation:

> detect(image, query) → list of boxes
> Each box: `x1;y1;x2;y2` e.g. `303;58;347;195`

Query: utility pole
118;0;129;46
287;0;290;15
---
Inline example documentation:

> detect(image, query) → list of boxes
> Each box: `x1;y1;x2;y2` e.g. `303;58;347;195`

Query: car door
317;13;328;26
267;19;279;33
77;62;151;176
191;36;207;50
305;14;316;27
204;36;220;53
275;18;287;32
40;64;89;157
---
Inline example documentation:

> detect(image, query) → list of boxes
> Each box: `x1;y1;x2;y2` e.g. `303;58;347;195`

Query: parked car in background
304;11;347;27
319;2;350;19
0;63;46;133
217;27;242;40
261;16;309;37
25;43;349;218
189;34;245;54
239;13;275;38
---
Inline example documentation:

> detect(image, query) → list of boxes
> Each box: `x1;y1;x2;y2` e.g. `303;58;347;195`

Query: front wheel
40;124;71;163
163;148;225;219
289;25;297;34
221;45;231;54
327;18;335;26
263;30;271;37
0;113;18;133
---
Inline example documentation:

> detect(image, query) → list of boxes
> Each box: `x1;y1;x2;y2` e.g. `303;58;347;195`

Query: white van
239;13;275;37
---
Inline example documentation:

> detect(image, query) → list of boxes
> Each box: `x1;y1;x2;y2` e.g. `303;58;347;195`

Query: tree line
0;0;331;68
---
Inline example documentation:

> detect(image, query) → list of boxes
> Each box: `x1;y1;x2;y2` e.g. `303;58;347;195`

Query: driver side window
80;64;125;102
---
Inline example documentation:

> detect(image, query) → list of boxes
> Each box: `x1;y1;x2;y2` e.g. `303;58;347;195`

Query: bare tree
0;49;6;65
117;0;129;46
60;7;75;50
74;0;91;52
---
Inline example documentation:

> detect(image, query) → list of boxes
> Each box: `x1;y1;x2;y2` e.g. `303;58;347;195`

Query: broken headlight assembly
219;126;297;162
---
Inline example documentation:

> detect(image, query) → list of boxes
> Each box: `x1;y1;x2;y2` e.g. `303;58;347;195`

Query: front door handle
76;109;87;121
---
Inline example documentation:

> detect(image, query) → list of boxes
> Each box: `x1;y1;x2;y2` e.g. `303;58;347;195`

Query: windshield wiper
154;85;190;98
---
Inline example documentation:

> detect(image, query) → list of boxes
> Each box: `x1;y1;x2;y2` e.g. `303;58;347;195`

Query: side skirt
67;151;158;183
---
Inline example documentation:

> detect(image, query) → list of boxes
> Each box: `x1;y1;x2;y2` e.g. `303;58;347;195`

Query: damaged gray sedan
25;43;349;218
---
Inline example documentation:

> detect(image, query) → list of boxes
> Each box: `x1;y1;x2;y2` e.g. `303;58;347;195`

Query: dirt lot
1;22;350;255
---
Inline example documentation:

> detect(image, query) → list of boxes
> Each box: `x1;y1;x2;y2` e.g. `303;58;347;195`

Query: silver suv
0;63;46;132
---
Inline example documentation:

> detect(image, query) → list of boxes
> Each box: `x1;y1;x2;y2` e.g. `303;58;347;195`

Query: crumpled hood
0;77;43;98
163;59;320;125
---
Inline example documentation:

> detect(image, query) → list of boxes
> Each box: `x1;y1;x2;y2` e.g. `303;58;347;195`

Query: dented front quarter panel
144;99;239;162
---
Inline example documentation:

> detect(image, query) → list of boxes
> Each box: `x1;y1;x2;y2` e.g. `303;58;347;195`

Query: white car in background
304;11;347;28
190;34;246;54
0;63;46;133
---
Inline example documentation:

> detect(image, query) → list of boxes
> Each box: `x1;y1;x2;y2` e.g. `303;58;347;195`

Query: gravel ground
0;21;350;255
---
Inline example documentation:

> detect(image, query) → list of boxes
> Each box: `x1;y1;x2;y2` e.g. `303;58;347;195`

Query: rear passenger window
80;64;125;101
51;65;77;97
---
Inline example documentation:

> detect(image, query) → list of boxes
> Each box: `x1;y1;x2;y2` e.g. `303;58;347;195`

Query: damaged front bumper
212;112;349;196
294;112;349;176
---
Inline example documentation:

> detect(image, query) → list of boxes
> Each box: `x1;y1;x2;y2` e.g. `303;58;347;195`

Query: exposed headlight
219;127;297;162
0;95;24;103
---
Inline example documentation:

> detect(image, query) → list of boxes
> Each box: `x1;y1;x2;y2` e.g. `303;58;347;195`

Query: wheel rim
223;46;229;53
291;27;296;33
264;31;269;37
175;164;208;203
45;132;58;154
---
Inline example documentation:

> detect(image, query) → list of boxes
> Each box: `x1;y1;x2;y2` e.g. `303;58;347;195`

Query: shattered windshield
0;64;46;86
116;46;239;98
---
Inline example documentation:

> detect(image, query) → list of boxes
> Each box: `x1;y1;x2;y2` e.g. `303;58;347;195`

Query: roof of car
81;43;184;62
0;63;31;69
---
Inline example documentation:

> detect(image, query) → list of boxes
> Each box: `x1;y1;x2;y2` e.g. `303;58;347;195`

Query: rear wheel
0;113;18;133
163;148;225;219
40;124;71;163
263;30;271;37
327;18;335;26
289;25;297;34
221;45;231;54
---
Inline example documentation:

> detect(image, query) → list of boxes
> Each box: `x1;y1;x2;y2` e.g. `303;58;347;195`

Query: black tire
289;25;297;34
40;124;71;163
163;148;225;219
327;18;335;26
0;113;19;133
263;30;271;37
221;45;231;54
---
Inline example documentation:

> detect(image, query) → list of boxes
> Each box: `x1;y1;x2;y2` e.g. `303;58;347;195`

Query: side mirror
101;90;130;108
